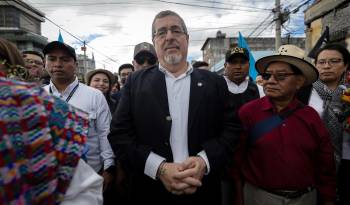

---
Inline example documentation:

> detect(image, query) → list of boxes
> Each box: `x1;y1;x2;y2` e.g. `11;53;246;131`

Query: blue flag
58;30;64;43
238;32;257;81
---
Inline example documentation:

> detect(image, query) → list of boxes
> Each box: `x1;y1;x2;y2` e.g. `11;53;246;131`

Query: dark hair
118;63;134;75
152;10;188;40
0;38;25;67
315;43;350;70
22;50;44;61
192;61;209;68
0;38;28;80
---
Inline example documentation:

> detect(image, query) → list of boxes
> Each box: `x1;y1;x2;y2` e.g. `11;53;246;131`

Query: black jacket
108;65;241;204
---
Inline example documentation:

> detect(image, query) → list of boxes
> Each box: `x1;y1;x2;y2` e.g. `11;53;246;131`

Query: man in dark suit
108;10;240;204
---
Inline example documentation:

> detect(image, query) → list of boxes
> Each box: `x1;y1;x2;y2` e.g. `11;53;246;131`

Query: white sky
23;0;310;73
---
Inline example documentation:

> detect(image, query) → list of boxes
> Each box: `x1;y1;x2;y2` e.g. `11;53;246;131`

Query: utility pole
82;41;87;73
274;0;281;51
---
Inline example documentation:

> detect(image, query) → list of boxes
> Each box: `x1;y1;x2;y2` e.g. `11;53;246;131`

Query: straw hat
255;44;318;86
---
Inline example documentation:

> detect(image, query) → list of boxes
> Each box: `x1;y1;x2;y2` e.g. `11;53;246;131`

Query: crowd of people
0;9;349;205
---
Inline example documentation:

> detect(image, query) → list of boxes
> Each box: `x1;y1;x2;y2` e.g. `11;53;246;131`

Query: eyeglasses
316;58;343;66
24;59;44;66
261;72;296;81
154;26;186;39
135;54;157;65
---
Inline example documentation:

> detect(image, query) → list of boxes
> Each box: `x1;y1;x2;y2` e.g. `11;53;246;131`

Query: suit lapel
150;68;170;116
188;69;206;131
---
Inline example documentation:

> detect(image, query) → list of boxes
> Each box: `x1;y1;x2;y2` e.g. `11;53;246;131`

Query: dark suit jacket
108;65;241;204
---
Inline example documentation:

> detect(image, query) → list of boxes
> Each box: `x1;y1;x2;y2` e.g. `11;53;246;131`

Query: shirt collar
224;76;249;93
261;96;301;113
49;77;79;95
158;63;193;79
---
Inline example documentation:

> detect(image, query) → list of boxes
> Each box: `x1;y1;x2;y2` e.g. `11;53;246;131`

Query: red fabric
237;96;336;202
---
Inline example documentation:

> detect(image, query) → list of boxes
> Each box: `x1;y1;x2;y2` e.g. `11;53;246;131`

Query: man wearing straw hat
237;45;336;205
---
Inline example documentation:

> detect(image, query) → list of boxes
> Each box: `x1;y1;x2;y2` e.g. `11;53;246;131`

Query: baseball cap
225;47;249;62
43;41;76;61
133;42;156;59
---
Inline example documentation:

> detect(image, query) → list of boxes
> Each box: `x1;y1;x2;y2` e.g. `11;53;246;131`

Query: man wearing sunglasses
132;42;158;71
236;45;336;205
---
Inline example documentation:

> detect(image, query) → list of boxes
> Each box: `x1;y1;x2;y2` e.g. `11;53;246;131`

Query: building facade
0;0;47;52
201;31;305;69
76;54;96;82
304;0;350;53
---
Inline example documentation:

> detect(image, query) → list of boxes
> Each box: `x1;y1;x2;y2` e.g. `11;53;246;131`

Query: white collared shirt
44;78;114;172
144;64;210;179
224;76;265;96
224;76;249;94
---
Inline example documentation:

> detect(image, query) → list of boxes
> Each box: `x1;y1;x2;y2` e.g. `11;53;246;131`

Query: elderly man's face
152;15;188;68
262;62;304;101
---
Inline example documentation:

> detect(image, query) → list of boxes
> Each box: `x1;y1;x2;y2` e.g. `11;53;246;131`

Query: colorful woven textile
0;77;89;205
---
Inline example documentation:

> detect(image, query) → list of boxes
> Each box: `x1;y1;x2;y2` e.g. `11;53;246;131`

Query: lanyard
49;83;79;103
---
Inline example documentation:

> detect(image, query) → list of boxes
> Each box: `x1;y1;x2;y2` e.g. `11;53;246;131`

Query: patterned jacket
0;77;88;205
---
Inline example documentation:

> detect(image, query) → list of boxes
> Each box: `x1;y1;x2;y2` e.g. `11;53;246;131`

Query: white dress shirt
224;76;265;96
44;78;114;172
144;64;210;179
62;159;103;205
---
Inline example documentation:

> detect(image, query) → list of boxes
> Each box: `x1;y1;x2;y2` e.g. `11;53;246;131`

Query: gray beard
164;54;182;65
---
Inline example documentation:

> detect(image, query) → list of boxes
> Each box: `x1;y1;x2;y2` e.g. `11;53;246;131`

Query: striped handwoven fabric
0;77;89;205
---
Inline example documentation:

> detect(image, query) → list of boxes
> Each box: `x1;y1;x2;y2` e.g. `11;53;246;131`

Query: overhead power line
188;0;272;11
28;0;271;11
149;0;271;12
248;14;273;37
10;0;119;65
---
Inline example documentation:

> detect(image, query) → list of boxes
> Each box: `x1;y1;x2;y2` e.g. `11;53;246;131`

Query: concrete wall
305;0;350;53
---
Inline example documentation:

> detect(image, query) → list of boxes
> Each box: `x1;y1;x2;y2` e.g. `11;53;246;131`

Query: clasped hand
158;156;207;195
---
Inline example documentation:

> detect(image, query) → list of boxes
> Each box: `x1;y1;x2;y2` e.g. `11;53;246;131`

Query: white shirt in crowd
44;77;114;172
308;88;324;116
144;64;210;179
62;159;103;205
224;76;265;96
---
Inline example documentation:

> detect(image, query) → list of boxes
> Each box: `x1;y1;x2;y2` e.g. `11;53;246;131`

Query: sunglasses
135;54;157;65
261;72;297;81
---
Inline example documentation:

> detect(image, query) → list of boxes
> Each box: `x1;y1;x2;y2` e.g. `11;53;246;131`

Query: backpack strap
248;103;305;144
